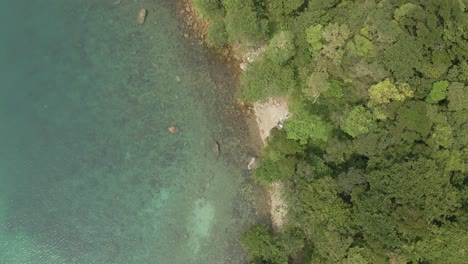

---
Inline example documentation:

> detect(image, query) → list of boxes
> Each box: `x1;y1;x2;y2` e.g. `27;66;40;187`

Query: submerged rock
137;9;147;24
214;141;220;157
167;126;178;134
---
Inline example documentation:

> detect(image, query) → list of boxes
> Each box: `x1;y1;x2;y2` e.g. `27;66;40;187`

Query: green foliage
308;0;341;12
367;158;460;221
395;101;433;139
241;224;288;264
285;106;332;144
241;58;296;102
302;71;330;100
205;20;228;47
426;80;449;104
394;3;421;22
414;224;468;263
383;36;422;81
368;79;412;104
321;23;351;65
428;124;454;149
265;0;304;25
367;8;402;44
305;24;323;53
253;157;296;183
193;0;225;20
447;82;468;111
347;34;374;59
341;247;369;264
263;129;304;162
447;61;468;82
266;31;296;65
343;105;376;137
194;0;228;47
223;0;269;45
201;0;468;262
254;129;303;184
288;176;354;262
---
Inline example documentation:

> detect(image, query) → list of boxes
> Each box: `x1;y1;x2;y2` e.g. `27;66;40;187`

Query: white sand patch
189;198;215;253
253;97;290;146
270;182;287;232
253;97;290;231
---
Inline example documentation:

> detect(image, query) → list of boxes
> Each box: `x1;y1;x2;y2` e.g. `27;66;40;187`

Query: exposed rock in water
240;63;248;71
137;9;147;24
167;126;178;134
246;46;267;62
214;141;220;157
247;157;257;170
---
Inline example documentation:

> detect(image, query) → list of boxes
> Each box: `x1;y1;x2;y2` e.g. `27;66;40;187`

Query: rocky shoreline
175;0;289;231
175;0;262;77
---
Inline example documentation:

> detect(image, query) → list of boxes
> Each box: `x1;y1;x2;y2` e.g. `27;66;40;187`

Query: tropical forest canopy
194;0;468;263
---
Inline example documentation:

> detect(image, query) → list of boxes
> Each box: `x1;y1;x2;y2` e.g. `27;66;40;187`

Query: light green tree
321;23;351;65
305;24;323;53
266;31;296;64
426;80;449;104
285;110;332;144
393;3;421;22
303;71;330;100
347;34;374;59
368;79;413;104
343;105;376;137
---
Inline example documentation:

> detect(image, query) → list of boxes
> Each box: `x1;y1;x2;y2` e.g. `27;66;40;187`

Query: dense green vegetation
194;0;468;263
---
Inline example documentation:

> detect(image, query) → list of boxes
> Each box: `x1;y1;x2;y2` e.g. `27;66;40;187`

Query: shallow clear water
0;1;263;263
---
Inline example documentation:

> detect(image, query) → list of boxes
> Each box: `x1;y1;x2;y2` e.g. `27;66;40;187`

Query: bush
241;224;288;264
253;157;296;184
241;58;296;103
223;0;269;45
205;20;228;47
193;0;224;20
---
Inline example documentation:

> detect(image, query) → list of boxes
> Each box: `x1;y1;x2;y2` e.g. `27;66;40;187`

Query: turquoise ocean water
0;1;263;263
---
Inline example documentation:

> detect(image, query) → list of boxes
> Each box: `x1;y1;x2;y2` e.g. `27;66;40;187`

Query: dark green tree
223;0;269;45
241;224;288;264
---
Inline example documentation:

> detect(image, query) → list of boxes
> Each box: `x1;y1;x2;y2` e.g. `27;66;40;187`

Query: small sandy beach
253;98;290;231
